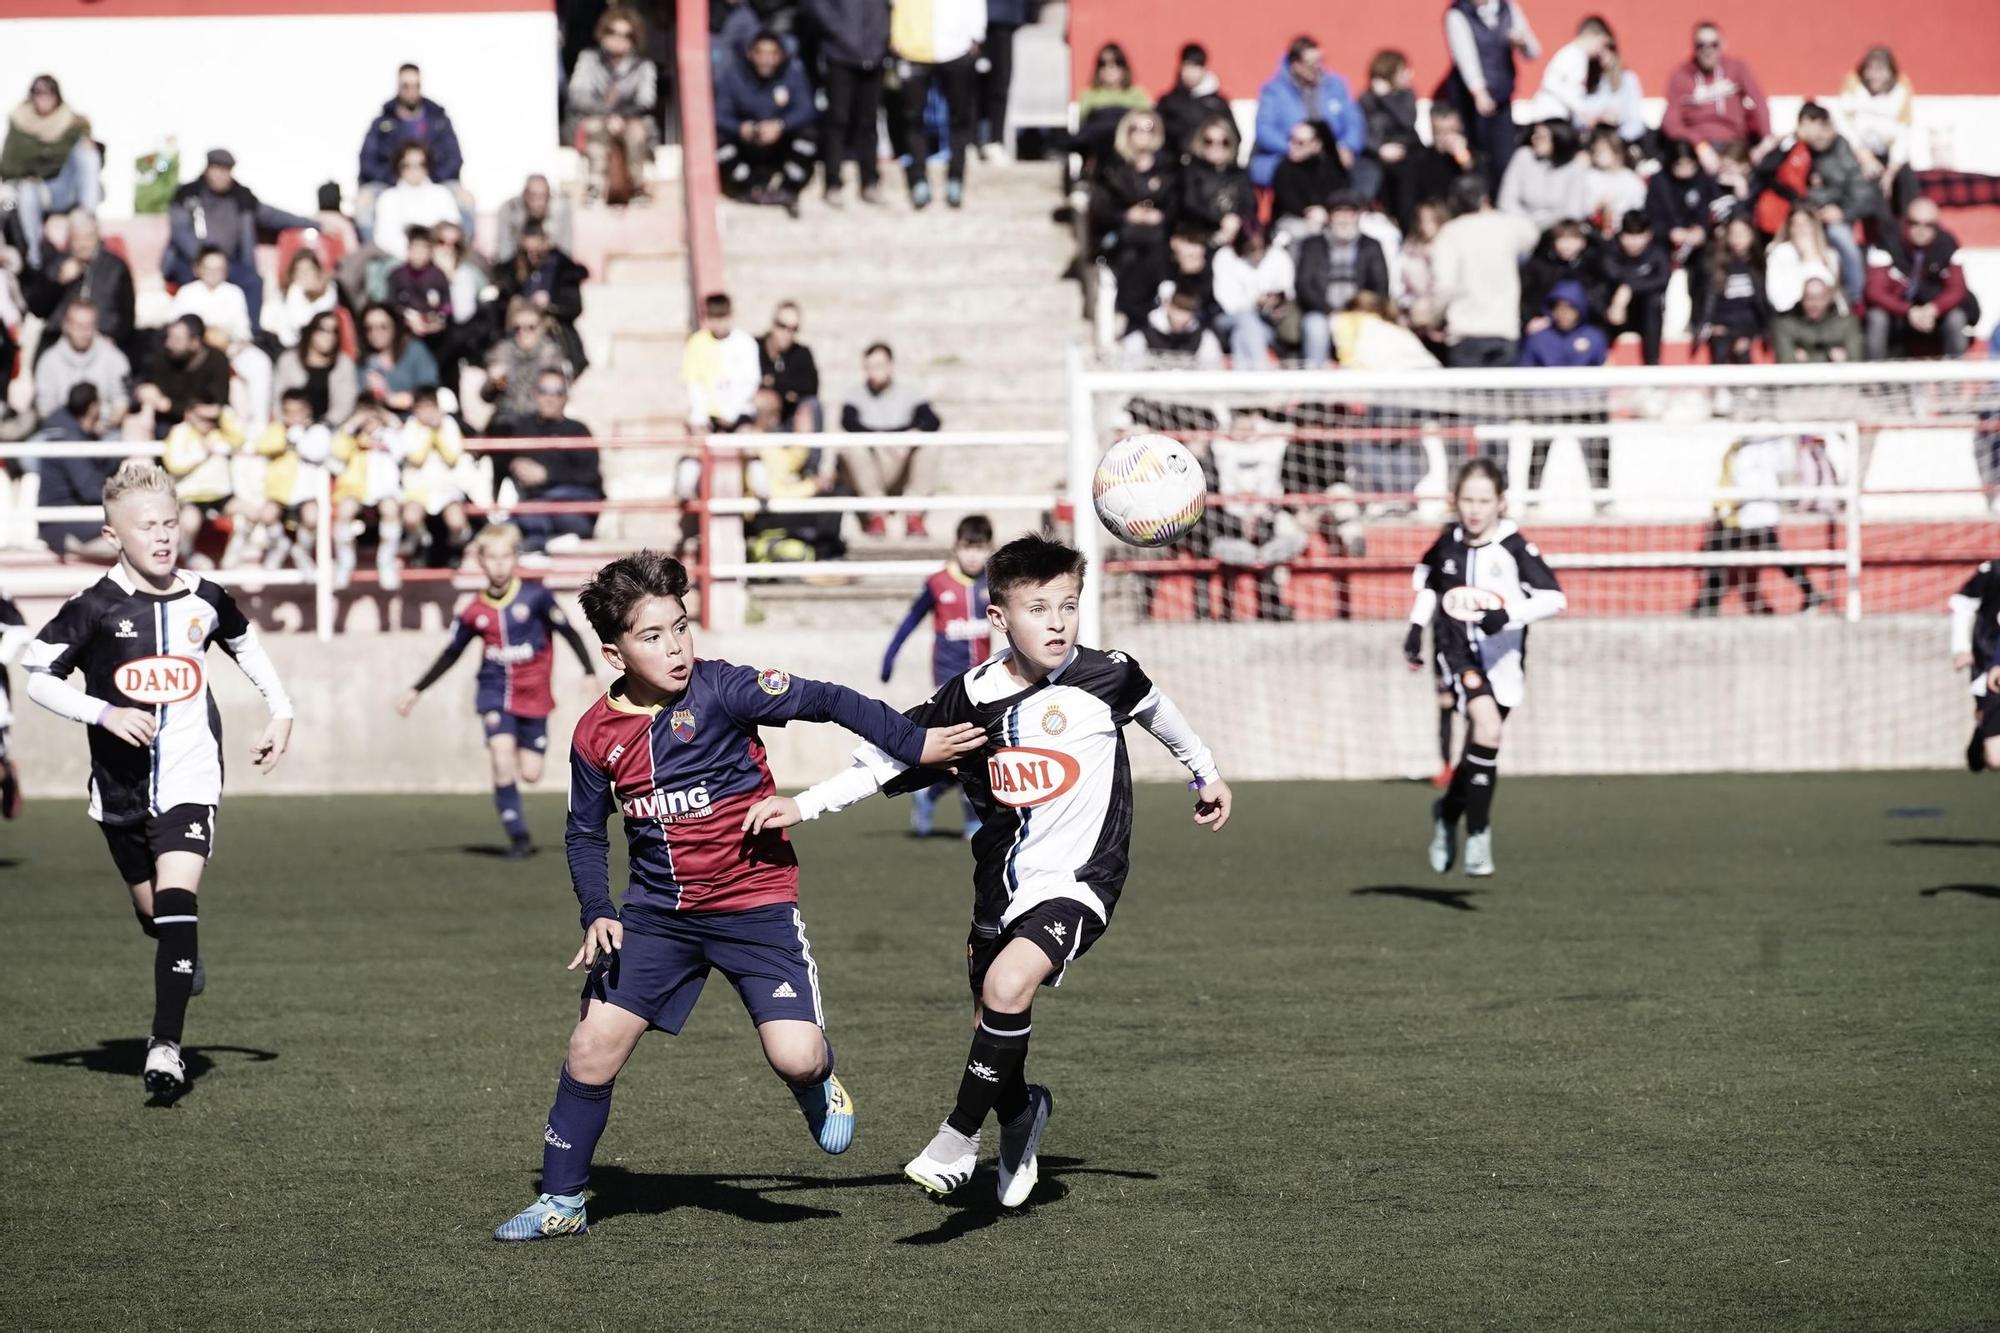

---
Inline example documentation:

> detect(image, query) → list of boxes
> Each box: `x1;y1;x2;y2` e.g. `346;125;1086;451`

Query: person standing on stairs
890;0;985;209
804;0;891;206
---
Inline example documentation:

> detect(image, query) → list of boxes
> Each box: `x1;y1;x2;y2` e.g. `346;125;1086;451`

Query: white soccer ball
1092;433;1206;548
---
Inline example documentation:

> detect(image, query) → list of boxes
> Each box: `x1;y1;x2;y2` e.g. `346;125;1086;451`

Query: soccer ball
1092;434;1206;548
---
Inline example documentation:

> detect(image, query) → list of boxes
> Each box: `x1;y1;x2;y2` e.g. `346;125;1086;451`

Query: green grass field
2;774;1996;1332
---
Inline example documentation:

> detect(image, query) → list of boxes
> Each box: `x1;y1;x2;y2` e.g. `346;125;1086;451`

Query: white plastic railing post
1067;347;1104;648
315;473;334;642
1844;425;1864;624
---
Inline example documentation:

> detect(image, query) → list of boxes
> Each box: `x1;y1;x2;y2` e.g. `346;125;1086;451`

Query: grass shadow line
1352;884;1483;912
1919;884;2000;901
25;1038;279;1107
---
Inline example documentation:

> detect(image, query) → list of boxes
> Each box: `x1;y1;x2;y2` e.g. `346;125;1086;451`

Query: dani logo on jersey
115;655;204;704
985;746;1082;808
620;783;715;823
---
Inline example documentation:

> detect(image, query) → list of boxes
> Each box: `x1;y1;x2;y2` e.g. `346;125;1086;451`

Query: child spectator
879;515;995;836
329;397;409;589
1498;119;1587;233
1518;279;1606;367
388;226;452;343
250;388;334;571
1156;43;1231;160
681;292;762;433
1697;215;1769;364
161;391;245;567
1120;285;1224;368
1520;218;1605;333
397;387;476;567
1213;226;1297;369
1597;211;1672;365
163;149;317;328
371;144;463;264
268;248;339;351
1646;139;1721;272
566;5;660;203
1358;50;1419;209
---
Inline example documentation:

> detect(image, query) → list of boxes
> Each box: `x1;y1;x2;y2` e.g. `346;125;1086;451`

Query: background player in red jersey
880;514;994;838
492;550;985;1242
396;524;597;857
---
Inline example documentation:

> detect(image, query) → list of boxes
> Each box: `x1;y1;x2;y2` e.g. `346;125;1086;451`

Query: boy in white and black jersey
24;460;294;1100
744;534;1234;1207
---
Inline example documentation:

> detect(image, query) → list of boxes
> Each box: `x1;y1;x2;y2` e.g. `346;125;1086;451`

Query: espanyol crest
671;708;697;743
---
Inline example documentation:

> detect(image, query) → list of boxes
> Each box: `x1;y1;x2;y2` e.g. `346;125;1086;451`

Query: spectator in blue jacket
716;30;819;216
1250;36;1364;190
1518;278;1605;366
355;64;473;242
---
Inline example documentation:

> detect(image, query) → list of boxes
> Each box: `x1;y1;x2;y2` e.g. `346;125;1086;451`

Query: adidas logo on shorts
772;982;799;999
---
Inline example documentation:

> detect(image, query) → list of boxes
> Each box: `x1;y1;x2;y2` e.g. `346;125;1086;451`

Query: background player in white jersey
744;534;1234;1207
0;592;29;817
1947;559;2000;772
1413;460;1567;877
23;460;295;1100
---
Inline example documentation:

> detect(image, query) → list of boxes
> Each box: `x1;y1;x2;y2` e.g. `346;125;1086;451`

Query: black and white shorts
967;897;1109;997
99;804;218;886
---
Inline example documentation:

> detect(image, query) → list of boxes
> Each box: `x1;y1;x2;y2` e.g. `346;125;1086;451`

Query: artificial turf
1;773;1995;1331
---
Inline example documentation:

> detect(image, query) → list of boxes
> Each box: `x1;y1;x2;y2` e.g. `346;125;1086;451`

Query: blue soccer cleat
492;1192;588;1242
793;1073;856;1154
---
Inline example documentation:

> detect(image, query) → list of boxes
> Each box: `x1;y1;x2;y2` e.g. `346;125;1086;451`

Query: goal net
1067;357;2000;780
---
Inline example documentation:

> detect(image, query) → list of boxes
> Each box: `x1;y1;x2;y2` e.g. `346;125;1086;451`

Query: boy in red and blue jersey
398;524;597;856
880;515;993;838
492;550;985;1242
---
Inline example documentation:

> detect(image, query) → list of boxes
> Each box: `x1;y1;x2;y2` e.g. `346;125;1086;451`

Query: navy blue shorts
481;711;549;750
582;902;825;1034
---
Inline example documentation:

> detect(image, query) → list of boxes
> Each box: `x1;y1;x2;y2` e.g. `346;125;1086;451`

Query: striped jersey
1950;560;2000;690
883;565;993;686
1411;519;1567;709
24;566;293;822
822;647;1220;931
564;659;925;927
415;579;586;717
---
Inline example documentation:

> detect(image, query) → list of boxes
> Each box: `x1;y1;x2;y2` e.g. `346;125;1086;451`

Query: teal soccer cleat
492;1193;588;1242
792;1073;856;1154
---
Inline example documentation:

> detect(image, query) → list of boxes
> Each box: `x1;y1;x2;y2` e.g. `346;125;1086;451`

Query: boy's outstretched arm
881;584;935;682
213;589;296;772
397;621;478;715
716;664;981;770
1131;687;1233;832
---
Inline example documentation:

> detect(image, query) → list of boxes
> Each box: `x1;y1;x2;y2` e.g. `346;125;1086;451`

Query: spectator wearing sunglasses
1661;21;1774;174
1864;198;1975;361
1251;36;1364;190
758;301;823;433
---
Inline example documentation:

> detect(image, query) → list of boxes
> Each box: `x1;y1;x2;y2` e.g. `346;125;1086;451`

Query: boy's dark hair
578;550;691;642
65;381;100;417
1619;209;1652;236
955;514;994;546
864;340;893;360
1796;101;1830;125
987;533;1087;604
1179;42;1208;67
1367;49;1407;83
405;224;433;245
195;244;227;265
279;387;312;407
704;292;732;318
412;386;440;407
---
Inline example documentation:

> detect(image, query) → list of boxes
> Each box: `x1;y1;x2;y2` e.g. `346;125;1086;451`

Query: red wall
1070;0;2000;101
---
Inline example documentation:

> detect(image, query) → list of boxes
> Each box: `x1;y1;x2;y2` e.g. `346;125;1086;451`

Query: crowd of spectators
1086;17;1984;373
0;21;674;578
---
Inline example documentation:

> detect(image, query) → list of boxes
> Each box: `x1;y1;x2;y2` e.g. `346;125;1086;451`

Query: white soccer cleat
996;1085;1053;1208
143;1038;186;1097
905;1122;979;1196
1464;829;1495;877
1429;799;1455;874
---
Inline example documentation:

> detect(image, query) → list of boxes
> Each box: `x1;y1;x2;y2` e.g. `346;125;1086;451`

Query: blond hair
102;458;176;511
474;522;522;553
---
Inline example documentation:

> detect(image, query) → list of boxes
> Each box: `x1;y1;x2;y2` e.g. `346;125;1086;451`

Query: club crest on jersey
186;617;206;644
757;668;791;696
115;655;203;704
985;746;1082;808
1461;670;1484;690
671;708;697;742
1040;704;1068;736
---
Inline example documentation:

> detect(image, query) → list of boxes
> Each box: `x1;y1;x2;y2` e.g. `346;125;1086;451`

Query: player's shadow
453;844;538;859
894;1157;1157;1246
1352;884;1483;912
566;1164;903;1226
1920;883;2000;901
1891;836;2000;849
25;1038;279;1107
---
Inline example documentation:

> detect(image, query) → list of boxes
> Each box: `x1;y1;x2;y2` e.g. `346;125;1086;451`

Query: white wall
0;10;562;219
